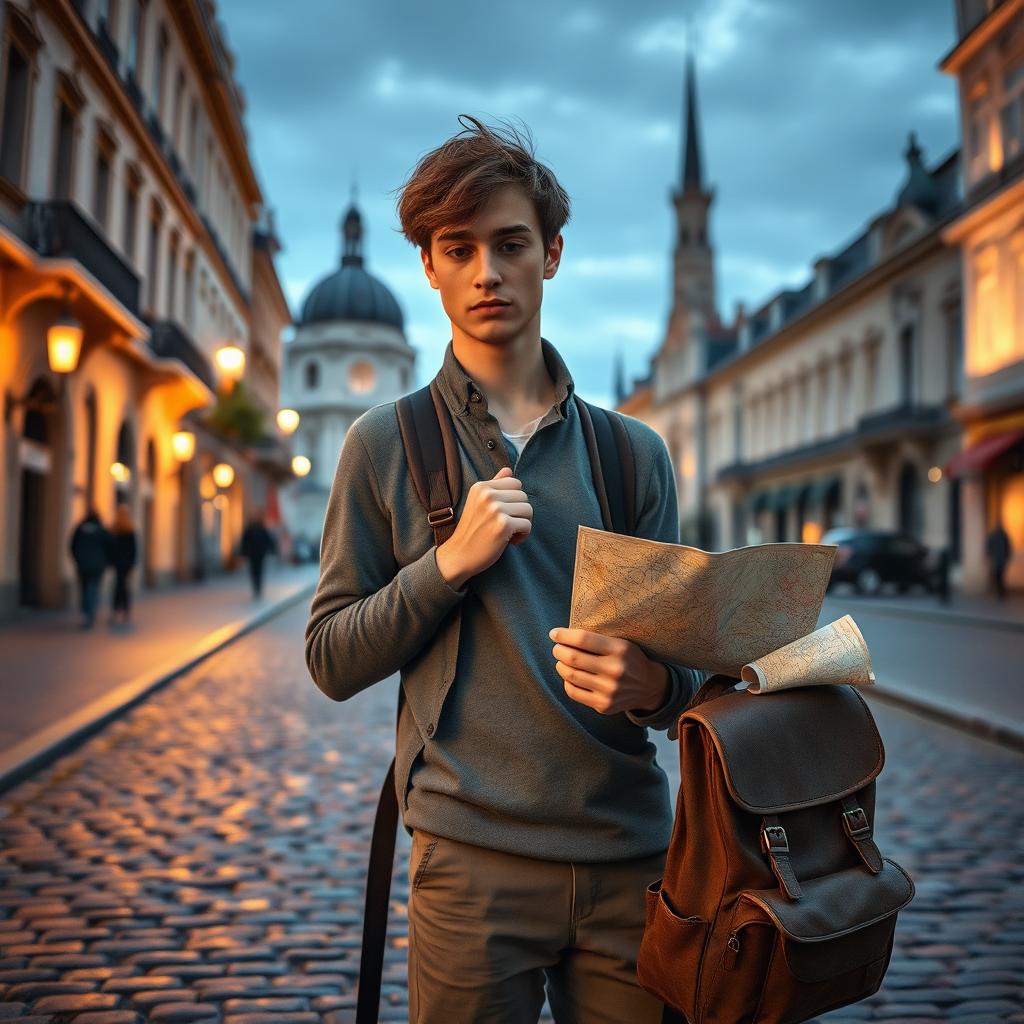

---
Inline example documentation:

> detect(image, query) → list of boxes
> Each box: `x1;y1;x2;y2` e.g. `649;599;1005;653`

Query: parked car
821;528;936;595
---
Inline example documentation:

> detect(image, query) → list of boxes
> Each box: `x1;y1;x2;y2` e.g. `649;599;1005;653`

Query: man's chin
454;319;525;346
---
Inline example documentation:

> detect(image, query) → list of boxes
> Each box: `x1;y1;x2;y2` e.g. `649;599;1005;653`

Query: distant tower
613;349;626;405
667;50;719;345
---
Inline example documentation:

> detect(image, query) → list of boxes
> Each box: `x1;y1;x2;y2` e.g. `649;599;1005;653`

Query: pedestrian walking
985;520;1012;600
240;510;277;599
306;115;708;1023
69;507;112;630
109;503;138;626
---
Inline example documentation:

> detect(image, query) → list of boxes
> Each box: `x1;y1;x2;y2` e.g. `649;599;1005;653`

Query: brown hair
394;114;571;253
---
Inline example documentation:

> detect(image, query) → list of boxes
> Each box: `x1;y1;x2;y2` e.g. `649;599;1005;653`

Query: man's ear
543;232;564;281
421;247;440;290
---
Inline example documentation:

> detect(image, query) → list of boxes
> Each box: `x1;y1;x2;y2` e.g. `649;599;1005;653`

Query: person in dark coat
240;510;277;599
985;520;1012;600
69;507;112;629
110;503;138;625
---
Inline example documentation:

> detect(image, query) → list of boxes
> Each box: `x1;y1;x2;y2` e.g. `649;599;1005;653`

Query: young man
305;115;706;1024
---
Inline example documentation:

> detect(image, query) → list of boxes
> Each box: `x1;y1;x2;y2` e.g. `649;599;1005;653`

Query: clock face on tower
348;360;375;395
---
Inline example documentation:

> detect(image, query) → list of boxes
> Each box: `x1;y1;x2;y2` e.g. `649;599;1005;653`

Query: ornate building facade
939;0;1024;592
0;0;291;617
618;50;966;579
281;202;414;549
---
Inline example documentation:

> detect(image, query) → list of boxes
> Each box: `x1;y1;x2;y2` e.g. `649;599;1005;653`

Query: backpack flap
681;684;883;814
732;859;915;983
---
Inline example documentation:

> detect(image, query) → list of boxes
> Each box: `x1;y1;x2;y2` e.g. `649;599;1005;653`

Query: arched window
305;360;320;389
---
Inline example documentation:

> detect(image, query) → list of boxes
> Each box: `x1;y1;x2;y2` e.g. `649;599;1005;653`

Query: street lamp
47;298;84;374
277;408;300;434
215;343;246;387
110;461;131;483
172;430;196;462
291;455;311;477
212;462;235;488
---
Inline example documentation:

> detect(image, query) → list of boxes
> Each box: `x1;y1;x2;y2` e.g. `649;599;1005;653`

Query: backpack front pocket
637;878;710;1022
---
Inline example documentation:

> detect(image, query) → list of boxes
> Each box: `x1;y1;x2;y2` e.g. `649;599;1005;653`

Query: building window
946;306;964;398
123;167;139;261
152;24;168;120
92;128;115;231
183;250;195;331
97;0;119;38
172;68;185;150
863;339;880;414
1001;57;1024;164
51;99;76;200
305;361;320;390
166;230;179;321
0;39;31;186
126;0;144;77
187;97;198;171
348;360;376;395
968;93;992;179
899;324;915;405
145;201;162;315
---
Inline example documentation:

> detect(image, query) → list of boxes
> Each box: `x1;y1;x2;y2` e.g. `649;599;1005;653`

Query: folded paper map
569;526;874;692
740;614;875;693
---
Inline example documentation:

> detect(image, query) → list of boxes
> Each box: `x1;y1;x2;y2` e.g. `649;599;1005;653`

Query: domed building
282;202;415;547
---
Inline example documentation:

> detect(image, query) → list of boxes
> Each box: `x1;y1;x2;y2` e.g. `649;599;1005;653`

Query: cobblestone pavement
1;603;1022;1024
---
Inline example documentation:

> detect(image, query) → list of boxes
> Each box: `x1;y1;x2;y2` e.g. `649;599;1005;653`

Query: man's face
421;183;562;346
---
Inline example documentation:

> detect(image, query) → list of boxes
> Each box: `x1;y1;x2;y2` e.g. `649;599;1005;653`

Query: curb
866;681;1024;755
0;581;317;797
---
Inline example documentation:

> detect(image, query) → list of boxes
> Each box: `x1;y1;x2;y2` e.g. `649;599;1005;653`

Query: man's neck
451;323;557;428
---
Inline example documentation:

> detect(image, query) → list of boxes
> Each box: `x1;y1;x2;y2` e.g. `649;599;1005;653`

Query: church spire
681;50;704;192
341;197;364;268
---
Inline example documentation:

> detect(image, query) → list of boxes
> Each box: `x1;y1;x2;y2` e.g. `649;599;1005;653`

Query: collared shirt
306;338;706;862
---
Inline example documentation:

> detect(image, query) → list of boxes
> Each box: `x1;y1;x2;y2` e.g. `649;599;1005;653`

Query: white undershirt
500;411;547;457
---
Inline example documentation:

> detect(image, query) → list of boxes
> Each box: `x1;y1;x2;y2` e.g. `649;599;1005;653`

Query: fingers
548;627;628;656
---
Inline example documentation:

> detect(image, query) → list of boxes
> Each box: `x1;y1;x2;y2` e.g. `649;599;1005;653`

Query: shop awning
944;428;1024;479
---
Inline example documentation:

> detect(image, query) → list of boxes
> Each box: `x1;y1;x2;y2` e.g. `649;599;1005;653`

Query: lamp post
214;343;246;391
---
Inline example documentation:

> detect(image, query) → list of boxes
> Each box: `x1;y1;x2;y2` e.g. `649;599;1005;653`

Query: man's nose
473;251;502;288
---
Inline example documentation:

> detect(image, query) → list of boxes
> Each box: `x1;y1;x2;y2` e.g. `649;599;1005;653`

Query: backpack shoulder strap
394;379;462;546
575;396;637;536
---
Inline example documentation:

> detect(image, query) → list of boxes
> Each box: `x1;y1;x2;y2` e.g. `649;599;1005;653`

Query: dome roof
297;203;404;330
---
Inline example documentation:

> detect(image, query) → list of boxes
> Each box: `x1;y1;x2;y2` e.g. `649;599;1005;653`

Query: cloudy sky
218;0;960;407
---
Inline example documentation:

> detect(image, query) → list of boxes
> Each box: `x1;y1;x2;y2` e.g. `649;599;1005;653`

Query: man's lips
470;300;511;310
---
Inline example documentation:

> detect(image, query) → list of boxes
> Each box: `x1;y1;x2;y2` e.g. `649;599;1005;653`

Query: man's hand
436;467;533;590
548;627;671;716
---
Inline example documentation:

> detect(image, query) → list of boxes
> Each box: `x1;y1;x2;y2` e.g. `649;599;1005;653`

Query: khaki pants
407;828;669;1024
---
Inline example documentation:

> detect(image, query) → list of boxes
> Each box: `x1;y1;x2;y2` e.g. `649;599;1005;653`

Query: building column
959;474;988;593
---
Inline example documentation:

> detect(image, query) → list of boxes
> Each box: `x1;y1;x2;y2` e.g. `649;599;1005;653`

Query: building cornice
938;0;1024;75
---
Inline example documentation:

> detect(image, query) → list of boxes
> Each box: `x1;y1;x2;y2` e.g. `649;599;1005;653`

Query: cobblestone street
1;603;1023;1024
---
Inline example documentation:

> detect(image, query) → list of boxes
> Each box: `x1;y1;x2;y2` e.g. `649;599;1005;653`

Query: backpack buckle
427;507;455;527
761;825;789;854
842;806;871;840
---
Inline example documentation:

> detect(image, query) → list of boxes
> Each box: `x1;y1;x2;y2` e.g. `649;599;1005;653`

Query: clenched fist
435;466;532;590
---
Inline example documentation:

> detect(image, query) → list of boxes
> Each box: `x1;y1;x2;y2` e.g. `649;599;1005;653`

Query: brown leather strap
762;816;803;900
683;673;740;712
840;795;883;874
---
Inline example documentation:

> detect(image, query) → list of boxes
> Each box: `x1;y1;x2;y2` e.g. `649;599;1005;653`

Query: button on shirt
305;338;707;862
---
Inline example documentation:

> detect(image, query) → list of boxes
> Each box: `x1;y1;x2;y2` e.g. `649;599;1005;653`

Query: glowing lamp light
172;430;196;462
47;314;84;373
928;466;943;483
212;462;235;488
292;455;311;477
110;461;131;483
213;494;228;510
215;344;246;381
200;474;217;500
276;408;300;434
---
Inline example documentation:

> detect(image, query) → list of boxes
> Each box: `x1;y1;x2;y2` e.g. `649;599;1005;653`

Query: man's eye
499;242;525;253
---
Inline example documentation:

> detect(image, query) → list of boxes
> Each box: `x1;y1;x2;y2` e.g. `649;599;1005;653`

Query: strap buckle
842;806;871;840
426;507;455;527
761;825;789;855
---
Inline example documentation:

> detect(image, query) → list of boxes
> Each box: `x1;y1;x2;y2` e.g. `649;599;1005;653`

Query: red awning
944;428;1024;479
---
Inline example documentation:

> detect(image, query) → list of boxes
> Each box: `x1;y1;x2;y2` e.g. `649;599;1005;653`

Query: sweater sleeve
304;416;468;702
622;418;708;741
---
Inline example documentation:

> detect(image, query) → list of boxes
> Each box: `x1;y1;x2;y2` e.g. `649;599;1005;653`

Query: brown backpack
637;673;915;1024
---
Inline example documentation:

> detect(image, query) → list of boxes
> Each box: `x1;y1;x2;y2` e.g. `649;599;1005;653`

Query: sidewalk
0;561;318;791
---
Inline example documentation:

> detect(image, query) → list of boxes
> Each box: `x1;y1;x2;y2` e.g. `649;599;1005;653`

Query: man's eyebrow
435;224;533;243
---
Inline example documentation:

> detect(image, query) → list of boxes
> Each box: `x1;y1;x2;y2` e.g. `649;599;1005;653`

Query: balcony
855;403;949;452
147;318;217;393
22;200;140;314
